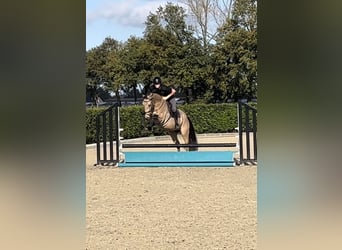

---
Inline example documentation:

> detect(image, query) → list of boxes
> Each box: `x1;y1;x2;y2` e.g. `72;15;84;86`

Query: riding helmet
153;77;162;85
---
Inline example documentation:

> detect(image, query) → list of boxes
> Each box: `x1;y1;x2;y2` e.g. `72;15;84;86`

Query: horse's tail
188;117;198;151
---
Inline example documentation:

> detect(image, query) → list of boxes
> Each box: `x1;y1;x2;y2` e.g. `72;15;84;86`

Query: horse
142;92;198;151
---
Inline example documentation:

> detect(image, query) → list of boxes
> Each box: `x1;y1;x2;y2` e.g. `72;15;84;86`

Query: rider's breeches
169;98;177;113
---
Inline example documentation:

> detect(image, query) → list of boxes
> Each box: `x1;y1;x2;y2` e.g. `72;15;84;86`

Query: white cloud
87;0;173;28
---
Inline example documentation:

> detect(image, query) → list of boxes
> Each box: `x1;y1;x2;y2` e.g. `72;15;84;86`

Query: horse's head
142;93;154;120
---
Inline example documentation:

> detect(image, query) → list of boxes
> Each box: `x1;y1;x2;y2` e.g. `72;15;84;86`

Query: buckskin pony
142;91;198;151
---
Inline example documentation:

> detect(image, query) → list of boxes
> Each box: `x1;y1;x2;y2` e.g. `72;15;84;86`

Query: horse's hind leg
180;123;191;151
170;132;181;152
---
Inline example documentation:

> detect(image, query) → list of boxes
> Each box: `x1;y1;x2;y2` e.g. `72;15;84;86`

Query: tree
111;37;150;103
212;0;235;26
85;1;257;105
86;37;120;84
178;0;235;50
86;37;122;102
143;3;193;79
212;0;257;101
143;3;209;102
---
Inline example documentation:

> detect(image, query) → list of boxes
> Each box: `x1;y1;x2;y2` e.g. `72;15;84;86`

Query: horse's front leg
170;132;181;152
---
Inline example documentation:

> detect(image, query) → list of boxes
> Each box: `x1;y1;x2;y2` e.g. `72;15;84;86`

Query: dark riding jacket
151;84;175;101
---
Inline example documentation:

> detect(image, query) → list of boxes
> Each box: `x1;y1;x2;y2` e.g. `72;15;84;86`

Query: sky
86;0;179;50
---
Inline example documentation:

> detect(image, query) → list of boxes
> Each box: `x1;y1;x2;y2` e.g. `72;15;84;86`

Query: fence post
238;101;257;165
245;106;251;160
96;115;101;165
115;104;120;163
252;110;257;161
109;107;113;161
102;113;107;161
238;101;243;165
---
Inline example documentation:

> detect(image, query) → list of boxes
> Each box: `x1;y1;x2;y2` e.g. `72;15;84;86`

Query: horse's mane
151;93;162;102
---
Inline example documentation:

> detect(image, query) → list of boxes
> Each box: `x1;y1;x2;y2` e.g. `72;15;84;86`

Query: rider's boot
172;111;180;130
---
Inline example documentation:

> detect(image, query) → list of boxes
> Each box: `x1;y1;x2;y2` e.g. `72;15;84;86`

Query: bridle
142;94;154;119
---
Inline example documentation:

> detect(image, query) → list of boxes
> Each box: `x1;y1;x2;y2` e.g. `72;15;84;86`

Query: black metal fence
95;104;120;166
94;102;257;166
238;101;257;165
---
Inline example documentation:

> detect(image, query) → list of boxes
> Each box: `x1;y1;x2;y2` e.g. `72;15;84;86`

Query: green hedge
86;103;249;144
181;104;237;134
86;108;102;144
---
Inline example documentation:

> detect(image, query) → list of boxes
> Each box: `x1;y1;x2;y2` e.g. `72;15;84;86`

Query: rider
150;76;179;130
